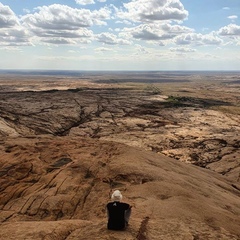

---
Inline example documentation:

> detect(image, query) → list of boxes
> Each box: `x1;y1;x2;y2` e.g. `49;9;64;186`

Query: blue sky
0;0;239;70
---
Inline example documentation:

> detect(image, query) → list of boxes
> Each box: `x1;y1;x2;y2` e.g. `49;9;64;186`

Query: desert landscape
0;71;240;239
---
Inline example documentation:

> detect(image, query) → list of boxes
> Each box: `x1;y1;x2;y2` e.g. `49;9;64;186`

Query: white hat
111;190;123;201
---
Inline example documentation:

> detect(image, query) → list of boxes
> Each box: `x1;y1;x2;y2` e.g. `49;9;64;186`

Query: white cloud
96;32;131;45
75;0;95;5
0;27;31;46
116;0;188;23
75;0;106;5
120;23;193;42
162;23;194;33
92;7;112;25
228;15;238;20
227;15;238;23
0;3;31;46
23;8;31;14
95;47;112;52
23;4;103;30
21;4;111;45
75;0;111;5
115;20;134;26
42;38;77;45
0;2;19;28
218;24;240;36
134;44;150;54
175;33;223;46
0;46;23;52
170;47;196;52
132;25;168;41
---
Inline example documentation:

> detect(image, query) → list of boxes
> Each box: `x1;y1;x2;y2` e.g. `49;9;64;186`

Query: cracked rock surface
0;73;240;239
0;74;239;181
0;136;240;239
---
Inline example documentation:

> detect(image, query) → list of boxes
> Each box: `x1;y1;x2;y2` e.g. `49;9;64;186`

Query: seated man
106;190;132;230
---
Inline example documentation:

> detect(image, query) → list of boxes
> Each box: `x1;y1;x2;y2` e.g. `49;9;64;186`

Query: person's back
106;190;131;230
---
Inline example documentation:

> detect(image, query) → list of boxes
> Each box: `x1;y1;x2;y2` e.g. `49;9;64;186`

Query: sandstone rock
0;86;239;180
0;74;240;239
0;137;240;239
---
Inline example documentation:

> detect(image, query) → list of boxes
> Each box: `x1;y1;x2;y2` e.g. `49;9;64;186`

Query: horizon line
1;69;240;73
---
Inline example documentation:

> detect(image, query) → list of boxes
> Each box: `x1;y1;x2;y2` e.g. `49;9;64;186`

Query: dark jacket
107;201;130;230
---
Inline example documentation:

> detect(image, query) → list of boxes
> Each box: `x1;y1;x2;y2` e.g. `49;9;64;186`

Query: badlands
0;71;239;239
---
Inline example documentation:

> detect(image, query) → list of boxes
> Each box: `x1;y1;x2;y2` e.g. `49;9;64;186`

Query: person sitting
106;190;132;230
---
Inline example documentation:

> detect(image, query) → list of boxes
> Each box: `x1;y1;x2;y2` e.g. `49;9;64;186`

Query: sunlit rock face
0;74;240;239
0;84;239;180
0;136;240;239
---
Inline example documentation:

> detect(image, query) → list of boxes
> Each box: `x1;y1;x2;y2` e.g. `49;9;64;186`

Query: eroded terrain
1;136;240;239
0;72;239;181
0;72;240;239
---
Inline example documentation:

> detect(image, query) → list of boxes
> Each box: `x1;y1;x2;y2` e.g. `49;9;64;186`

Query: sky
0;0;240;71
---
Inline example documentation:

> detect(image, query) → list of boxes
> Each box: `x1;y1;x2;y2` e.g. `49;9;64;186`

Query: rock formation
0;80;239;180
0;136;240;239
0;73;240;239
